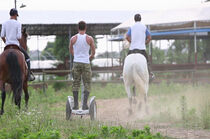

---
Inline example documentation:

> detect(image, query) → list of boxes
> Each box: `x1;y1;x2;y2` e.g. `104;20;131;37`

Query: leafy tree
166;40;189;64
199;39;210;62
97;51;120;58
149;46;166;64
53;36;70;61
41;41;55;60
166;39;210;64
43;41;54;56
52;36;70;69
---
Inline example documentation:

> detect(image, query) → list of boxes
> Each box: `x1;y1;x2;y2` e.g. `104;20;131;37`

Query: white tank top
1;19;22;46
73;34;90;64
130;22;146;50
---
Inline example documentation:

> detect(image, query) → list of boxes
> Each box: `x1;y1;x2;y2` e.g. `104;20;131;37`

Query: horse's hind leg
144;93;149;114
0;84;6;115
138;90;145;112
132;86;137;104
125;86;133;115
15;92;21;110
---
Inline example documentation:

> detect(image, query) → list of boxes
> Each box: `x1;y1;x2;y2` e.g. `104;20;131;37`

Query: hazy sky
0;0;207;54
0;0;206;11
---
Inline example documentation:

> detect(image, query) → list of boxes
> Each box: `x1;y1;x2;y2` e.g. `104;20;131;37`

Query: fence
28;69;210;93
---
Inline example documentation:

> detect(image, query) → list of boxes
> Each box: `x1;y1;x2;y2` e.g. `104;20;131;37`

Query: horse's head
22;28;28;43
21;28;28;51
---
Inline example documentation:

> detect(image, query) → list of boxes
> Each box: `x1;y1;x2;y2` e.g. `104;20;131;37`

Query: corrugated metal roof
0;10;148;36
0;10;148;24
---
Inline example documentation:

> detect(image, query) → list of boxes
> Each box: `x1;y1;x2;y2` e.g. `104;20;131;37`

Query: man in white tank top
126;14;155;83
69;21;95;110
1;8;35;81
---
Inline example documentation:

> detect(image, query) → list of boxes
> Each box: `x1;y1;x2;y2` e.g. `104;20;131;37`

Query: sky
0;0;207;55
0;0;206;11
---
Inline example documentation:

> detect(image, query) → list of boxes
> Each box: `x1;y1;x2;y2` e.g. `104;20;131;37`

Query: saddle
127;49;144;56
4;44;21;51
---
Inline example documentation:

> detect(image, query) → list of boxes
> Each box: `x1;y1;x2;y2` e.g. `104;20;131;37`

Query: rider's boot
73;91;79;110
148;62;155;83
26;59;35;81
82;90;90;110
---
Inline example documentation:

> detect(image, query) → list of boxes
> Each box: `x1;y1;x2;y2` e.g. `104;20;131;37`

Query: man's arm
126;28;131;43
145;28;152;45
87;36;95;59
126;35;131;43
69;35;76;55
145;35;152;45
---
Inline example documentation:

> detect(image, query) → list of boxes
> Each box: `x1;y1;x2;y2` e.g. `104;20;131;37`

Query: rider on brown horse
1;8;34;81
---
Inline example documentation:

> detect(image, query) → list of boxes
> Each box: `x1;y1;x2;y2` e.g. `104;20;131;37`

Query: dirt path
96;98;210;139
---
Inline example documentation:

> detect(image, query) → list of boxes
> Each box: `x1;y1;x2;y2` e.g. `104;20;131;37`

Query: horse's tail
6;52;22;105
131;62;148;95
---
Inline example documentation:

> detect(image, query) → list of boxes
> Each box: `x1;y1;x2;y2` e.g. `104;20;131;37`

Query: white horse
123;53;149;115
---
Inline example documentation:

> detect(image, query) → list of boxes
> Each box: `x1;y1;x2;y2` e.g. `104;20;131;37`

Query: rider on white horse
125;14;155;83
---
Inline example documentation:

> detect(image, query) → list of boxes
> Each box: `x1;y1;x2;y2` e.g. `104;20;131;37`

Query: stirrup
120;73;123;80
28;71;35;81
28;76;35;82
149;72;155;83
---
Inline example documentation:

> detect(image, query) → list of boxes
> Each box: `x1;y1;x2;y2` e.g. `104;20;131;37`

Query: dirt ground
95;98;210;139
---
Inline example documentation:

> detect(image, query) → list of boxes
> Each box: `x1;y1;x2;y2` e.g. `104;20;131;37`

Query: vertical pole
118;29;121;66
69;27;72;78
111;32;114;80
14;0;17;9
106;35;109;80
148;25;152;63
37;36;40;68
42;69;45;94
194;21;197;69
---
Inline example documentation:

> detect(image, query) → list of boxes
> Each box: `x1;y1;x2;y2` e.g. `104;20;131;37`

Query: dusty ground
95;98;210;139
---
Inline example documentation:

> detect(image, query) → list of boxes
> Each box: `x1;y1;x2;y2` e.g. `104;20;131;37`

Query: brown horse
0;28;29;115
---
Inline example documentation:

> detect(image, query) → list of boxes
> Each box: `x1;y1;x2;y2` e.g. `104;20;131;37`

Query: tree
41;41;55;60
97;51;120;58
43;41;54;56
149;47;166;65
166;40;189;64
53;36;70;69
53;36;69;61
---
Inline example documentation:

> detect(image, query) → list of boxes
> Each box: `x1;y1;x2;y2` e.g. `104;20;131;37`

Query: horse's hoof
127;109;133;116
138;103;142;111
145;107;149;114
132;98;137;104
0;110;4;115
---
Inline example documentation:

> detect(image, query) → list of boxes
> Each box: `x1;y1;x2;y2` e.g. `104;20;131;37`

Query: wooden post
42;69;45;94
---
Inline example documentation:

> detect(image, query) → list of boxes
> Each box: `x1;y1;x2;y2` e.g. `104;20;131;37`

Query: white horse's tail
131;62;147;95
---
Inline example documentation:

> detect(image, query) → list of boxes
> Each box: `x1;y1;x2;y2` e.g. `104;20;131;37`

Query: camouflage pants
72;62;92;92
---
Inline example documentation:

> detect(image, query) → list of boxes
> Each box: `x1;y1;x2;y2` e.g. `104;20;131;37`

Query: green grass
0;82;209;138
